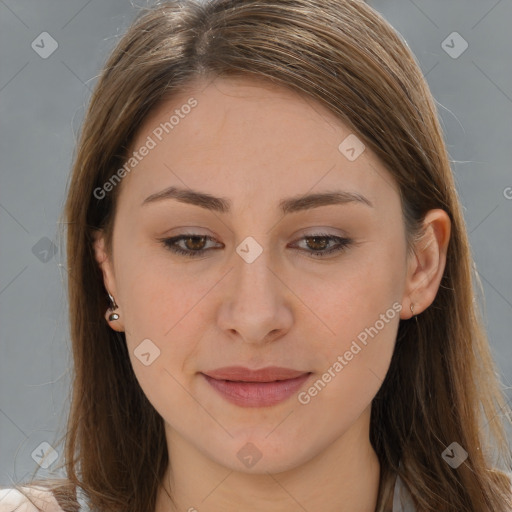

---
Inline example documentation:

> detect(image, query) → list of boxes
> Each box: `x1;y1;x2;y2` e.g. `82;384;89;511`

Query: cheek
298;309;399;424
311;243;404;343
114;252;202;380
119;272;201;419
303;238;404;398
117;243;200;334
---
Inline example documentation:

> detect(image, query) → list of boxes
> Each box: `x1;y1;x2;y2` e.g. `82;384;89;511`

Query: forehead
116;75;399;214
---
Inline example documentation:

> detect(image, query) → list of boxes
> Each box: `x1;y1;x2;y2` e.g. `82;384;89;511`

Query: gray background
1;0;511;486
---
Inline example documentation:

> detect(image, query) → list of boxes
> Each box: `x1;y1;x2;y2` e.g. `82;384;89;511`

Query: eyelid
158;230;353;259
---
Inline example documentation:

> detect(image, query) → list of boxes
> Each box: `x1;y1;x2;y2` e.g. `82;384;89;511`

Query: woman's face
95;76;416;474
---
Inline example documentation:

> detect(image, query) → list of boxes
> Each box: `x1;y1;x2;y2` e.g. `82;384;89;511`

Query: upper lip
202;366;310;382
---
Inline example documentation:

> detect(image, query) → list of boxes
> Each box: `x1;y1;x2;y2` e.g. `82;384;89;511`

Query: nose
216;245;294;345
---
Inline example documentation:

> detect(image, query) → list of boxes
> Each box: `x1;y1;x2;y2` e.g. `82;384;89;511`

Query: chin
206;433;317;475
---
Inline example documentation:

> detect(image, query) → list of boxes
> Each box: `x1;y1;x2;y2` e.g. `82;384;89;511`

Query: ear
400;209;451;320
92;229;124;331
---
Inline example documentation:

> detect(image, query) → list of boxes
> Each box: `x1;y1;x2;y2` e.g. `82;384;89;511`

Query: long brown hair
6;0;511;510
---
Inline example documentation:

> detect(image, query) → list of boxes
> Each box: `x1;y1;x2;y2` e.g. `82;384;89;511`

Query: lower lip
202;373;312;407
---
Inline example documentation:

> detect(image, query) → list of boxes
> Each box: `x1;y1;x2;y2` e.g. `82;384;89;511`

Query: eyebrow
141;186;373;214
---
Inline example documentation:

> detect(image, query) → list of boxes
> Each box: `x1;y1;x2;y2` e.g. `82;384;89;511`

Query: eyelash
159;233;352;259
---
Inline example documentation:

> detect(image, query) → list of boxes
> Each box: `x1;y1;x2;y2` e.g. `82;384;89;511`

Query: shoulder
0;486;64;512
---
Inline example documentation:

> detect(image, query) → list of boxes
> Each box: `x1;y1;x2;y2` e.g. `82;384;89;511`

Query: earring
107;291;119;321
410;303;419;322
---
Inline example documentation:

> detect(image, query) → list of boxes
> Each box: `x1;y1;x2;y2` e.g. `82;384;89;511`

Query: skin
93;75;450;512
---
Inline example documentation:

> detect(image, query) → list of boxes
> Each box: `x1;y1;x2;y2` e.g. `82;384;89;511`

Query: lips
201;366;312;407
203;366;308;382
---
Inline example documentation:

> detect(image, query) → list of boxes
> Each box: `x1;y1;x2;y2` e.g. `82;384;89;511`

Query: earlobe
104;293;124;331
92;229;125;332
401;209;451;319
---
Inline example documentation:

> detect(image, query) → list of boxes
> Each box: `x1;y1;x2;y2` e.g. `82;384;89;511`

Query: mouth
201;366;313;407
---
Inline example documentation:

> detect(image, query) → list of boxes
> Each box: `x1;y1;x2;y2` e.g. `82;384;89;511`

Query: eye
290;233;352;258
159;234;222;258
159;232;352;258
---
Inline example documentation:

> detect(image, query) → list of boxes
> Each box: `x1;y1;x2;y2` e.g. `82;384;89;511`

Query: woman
1;0;511;510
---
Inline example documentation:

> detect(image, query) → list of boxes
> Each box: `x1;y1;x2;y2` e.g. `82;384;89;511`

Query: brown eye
183;236;207;251
292;233;352;258
160;234;222;258
305;236;330;251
